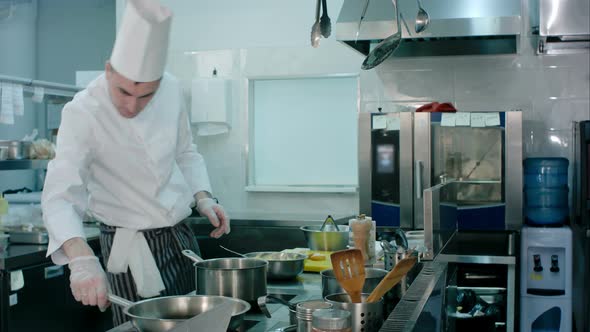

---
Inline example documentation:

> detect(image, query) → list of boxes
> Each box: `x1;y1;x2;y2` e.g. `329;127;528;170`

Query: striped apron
99;221;201;327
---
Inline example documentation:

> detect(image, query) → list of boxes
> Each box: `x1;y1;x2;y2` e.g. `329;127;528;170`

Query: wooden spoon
330;249;366;303
366;256;418;303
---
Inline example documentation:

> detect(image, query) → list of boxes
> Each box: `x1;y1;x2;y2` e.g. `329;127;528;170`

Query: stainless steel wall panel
505;112;523;230
358;113;372;216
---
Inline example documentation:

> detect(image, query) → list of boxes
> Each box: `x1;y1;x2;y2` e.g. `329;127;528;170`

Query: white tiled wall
155;1;589;222
362;38;589;211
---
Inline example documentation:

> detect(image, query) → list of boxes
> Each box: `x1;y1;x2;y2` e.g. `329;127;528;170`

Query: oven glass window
377;144;395;174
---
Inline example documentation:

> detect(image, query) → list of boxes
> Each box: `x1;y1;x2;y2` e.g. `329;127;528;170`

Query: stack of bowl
524;158;569;226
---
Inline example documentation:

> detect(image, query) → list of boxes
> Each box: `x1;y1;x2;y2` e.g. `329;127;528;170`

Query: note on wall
0;82;15;125
470;113;486;127
485;112;500;126
387;117;400;130
441;113;456;127
455;112;470;126
372;115;387;129
13;84;24;116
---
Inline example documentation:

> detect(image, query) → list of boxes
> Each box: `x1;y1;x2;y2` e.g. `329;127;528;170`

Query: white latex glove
68;256;109;311
197;198;230;238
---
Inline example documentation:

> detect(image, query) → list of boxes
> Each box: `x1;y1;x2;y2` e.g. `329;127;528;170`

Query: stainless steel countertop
0;226;101;271
106;273;324;332
435;230;517;265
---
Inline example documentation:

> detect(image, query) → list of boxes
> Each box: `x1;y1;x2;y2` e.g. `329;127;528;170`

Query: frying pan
108;294;250;332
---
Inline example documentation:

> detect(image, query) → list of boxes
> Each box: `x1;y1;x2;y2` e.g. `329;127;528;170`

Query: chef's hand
69;256;110;311
63;238;109;311
197;197;231;238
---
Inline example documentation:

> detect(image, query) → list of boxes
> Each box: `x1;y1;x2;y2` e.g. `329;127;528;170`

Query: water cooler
520;225;572;332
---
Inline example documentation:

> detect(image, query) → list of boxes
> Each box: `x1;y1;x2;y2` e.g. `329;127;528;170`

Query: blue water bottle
524;158;569;226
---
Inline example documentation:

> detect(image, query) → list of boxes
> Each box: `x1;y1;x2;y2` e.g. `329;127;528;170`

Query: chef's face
105;62;161;119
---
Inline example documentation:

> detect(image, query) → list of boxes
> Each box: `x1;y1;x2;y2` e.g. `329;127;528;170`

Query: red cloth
416;102;457;112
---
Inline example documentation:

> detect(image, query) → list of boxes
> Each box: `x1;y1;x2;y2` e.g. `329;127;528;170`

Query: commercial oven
358;110;523;235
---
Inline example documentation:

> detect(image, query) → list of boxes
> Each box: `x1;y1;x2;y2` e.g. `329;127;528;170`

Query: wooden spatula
330;249;366;303
366;256;418;303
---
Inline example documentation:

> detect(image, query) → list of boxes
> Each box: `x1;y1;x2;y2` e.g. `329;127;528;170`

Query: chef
41;0;229;326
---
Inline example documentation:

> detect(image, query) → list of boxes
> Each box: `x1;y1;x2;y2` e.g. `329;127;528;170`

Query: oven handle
415;160;423;199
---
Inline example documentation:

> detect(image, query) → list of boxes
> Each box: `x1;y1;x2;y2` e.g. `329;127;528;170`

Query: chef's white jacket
42;73;211;296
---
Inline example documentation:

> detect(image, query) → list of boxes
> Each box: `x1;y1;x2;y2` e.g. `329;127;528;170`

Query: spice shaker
296;300;333;332
312;309;352;332
349;214;376;265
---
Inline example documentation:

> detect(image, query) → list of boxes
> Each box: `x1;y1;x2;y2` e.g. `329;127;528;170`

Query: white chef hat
110;0;172;82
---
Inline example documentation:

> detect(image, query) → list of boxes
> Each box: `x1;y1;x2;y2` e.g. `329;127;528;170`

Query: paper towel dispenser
336;0;521;58
191;78;232;136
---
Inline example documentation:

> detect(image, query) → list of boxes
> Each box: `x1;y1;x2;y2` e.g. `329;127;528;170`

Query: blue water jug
524;158;568;188
523;158;569;226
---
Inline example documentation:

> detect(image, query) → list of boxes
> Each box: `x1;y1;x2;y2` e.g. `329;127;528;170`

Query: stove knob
533;254;543;272
550;255;560;273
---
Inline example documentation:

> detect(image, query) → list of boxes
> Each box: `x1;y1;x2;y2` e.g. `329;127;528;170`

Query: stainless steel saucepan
107;294;250;332
182;249;268;304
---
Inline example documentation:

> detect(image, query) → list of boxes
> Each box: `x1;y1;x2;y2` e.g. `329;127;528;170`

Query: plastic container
348;215;376;265
524;158;568;188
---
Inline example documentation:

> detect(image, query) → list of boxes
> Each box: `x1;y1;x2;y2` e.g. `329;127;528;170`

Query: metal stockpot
108;294;250;332
182;250;268;303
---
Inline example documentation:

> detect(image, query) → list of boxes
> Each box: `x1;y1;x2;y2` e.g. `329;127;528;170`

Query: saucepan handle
108;293;133;308
181;249;204;263
257;296;272;318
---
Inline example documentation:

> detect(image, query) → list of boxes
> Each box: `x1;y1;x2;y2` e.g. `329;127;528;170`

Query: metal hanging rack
0;74;81;177
0;74;79;103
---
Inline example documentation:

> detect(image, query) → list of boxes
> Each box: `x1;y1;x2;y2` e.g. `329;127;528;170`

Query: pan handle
108;293;134;308
257;296;272;318
182;249;204;263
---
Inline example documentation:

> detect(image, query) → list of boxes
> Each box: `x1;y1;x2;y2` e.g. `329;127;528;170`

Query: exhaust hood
336;0;521;58
536;0;590;55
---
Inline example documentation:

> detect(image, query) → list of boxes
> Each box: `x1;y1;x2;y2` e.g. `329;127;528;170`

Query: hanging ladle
415;0;430;33
361;0;402;70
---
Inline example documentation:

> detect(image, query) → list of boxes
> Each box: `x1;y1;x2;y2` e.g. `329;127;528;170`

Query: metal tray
6;230;49;244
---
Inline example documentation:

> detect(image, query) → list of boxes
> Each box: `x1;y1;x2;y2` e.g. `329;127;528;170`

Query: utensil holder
324;293;383;332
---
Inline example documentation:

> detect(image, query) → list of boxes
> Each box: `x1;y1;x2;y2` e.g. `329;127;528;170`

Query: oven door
359;112;413;228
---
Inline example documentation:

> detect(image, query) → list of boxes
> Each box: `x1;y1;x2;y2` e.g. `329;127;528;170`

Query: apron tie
106;228;165;298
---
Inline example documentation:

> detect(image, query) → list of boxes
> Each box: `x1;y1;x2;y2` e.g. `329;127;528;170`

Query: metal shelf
0;74;79;100
0;160;49;171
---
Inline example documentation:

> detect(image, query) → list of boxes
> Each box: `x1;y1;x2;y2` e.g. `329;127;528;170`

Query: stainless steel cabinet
0;241;112;332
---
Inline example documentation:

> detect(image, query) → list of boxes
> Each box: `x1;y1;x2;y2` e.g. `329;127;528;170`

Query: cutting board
303;250;333;272
281;248;333;272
